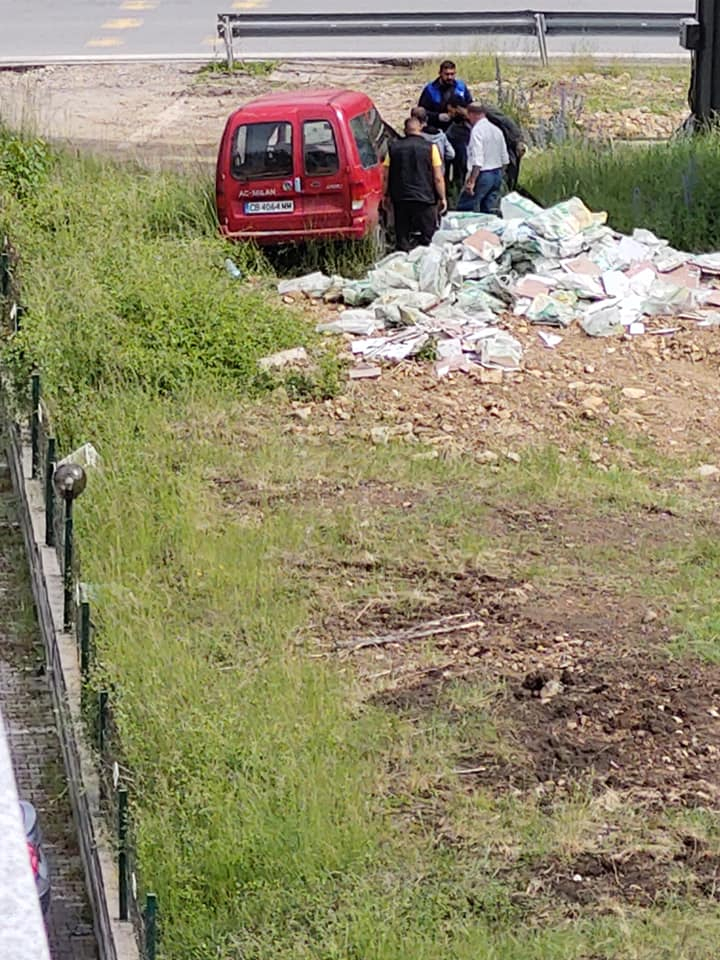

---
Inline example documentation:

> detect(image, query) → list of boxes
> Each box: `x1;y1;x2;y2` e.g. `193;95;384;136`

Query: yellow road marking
85;36;125;47
201;35;220;46
121;0;157;8
232;0;267;8
102;17;144;29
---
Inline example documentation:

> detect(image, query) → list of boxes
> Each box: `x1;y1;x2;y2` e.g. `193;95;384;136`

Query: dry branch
339;612;484;651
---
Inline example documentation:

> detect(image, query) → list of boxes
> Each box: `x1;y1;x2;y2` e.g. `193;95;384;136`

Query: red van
215;88;391;245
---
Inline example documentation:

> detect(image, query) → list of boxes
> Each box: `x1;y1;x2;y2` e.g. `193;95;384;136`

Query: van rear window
231;122;293;180
303;120;339;175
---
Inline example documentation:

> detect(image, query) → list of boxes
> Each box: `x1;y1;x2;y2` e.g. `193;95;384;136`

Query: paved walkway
0;467;98;960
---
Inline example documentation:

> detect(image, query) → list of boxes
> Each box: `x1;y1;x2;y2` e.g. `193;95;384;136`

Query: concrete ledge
5;420;139;960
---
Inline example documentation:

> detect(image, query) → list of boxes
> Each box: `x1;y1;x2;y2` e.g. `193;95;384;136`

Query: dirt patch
211;475;421;513
290;321;720;464
304;495;720;809
532;840;720;910
367;573;720;807
0;60;689;169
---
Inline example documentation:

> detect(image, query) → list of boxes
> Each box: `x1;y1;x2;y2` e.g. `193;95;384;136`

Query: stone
258;346;308;371
621;387;647;400
479;367;504;385
696;464;719;479
476;450;499;463
540;679;563;703
349;365;381;380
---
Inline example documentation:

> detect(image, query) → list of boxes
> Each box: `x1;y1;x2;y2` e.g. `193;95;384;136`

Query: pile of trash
277;193;720;379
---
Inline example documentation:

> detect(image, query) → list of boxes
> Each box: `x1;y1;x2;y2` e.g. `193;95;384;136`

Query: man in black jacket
484;104;526;190
382;117;447;251
447;97;526;191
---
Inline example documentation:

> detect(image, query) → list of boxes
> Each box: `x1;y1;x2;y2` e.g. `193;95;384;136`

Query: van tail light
350;181;365;212
27;841;39;877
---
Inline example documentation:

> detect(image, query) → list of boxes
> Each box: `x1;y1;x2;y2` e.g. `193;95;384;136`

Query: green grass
196;59;280;79
522;132;720;251
4;128;720;959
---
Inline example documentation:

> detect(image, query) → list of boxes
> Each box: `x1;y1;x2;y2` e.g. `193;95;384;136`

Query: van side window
302;120;339;176
231;122;293;180
367;108;389;161
350;113;378;168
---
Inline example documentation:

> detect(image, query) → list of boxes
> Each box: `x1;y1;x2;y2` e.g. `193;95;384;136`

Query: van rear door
295;112;350;232
222;113;299;234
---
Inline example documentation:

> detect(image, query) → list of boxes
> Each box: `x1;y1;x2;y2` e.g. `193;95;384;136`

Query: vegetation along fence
0;235;159;960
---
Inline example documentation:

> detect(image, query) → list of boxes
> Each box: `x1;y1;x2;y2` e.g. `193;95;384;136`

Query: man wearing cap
382;116;447;251
458;102;509;215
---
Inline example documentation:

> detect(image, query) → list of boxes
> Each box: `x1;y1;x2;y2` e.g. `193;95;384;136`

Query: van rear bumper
219;221;372;246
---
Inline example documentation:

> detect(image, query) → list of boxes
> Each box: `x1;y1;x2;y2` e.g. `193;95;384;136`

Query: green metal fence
1;239;159;960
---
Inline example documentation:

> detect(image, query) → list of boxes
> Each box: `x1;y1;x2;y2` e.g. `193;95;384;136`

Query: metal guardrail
217;9;691;67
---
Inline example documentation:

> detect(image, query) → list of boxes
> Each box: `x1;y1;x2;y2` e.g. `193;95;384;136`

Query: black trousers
392;200;437;252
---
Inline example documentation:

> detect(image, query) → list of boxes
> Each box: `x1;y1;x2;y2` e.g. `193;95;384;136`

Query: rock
540;679;563;703
476;450;499;463
584;364;595;374
642;609;658;623
292;406;312;422
582;395;605;411
696;464;720;479
480;367;504;385
371;426;391;445
258;346;308;371
622;387;647;400
505;451;521;463
349;365;381;380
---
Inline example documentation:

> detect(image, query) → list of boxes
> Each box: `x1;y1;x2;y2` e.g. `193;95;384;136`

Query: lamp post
52;462;87;630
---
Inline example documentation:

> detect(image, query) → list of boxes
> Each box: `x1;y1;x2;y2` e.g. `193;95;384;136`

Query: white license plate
244;200;294;214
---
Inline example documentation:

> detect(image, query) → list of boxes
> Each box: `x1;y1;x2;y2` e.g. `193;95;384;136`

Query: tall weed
522;132;720;251
0;146;320;403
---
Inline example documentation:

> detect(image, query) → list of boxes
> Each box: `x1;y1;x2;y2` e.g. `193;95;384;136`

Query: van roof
231;88;373;114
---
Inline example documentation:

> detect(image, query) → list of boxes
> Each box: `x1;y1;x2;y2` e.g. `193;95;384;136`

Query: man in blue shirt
418;60;473;132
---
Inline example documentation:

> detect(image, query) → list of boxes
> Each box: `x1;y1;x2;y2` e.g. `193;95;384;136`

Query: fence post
145;893;158;960
62;497;75;630
0;248;9;297
534;12;549;66
118;787;129;921
30;373;40;479
98;690;108;756
79;599;91;684
45;437;56;546
220;15;235;69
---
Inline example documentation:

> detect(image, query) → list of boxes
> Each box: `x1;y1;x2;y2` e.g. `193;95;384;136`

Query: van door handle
294;176;302;191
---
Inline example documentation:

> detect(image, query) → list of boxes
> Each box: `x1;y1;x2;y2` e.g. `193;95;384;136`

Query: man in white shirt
457;102;509;214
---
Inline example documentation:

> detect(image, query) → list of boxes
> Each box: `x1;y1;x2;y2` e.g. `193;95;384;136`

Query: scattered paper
537;330;563;349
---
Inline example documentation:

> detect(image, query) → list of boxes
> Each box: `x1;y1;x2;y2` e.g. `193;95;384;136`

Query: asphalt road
0;0;693;63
